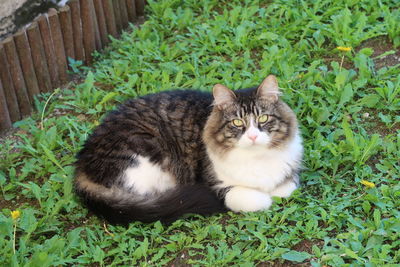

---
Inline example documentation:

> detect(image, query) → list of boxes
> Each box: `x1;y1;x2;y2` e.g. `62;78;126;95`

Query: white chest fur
209;133;302;193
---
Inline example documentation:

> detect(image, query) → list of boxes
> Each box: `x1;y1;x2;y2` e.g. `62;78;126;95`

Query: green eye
232;119;244;127
258;114;269;123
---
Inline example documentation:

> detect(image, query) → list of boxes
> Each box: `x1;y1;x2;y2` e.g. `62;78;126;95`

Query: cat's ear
257;75;281;102
212;84;236;109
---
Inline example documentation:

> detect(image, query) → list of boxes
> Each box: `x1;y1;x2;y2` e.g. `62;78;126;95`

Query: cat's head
203;75;299;154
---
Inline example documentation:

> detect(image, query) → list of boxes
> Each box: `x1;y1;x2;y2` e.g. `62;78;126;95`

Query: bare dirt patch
0;194;39;211
358;36;400;69
361;108;399;137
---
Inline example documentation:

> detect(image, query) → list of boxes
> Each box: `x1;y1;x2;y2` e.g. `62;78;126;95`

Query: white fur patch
237;117;270;147
270;181;298;198
209;131;302;194
123;156;176;195
225;186;272;212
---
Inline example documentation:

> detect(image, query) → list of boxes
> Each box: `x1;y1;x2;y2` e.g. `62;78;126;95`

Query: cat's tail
74;172;227;224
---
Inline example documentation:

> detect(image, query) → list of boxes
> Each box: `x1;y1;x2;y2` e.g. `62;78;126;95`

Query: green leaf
40;144;65;173
360;134;380;163
335;70;348;89
345;248;359;260
133;238;149;258
358;94;380;108
258;32;279;40
282;250;312;262
175;70;183;86
19;208;38;234
99;92;119;105
362;201;371;214
373;209;381;228
341;118;360;158
339;84;353;105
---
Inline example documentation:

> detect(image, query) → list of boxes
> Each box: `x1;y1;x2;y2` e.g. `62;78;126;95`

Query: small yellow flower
360;180;375;188
337;46;352;52
11;210;21;220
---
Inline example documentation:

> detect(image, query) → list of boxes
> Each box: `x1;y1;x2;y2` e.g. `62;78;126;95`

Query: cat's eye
232;119;244;127
258;114;269;123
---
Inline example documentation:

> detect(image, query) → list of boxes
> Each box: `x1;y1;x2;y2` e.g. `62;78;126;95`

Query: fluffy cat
74;75;303;224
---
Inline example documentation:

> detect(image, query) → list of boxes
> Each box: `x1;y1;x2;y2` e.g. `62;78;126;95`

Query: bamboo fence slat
135;0;145;16
0;45;20;122
3;37;31;116
89;0;102;50
48;8;68;84
119;0;130;29
80;0;96;64
37;15;60;88
14;30;41;104
0;77;12;131
93;0;109;46
59;5;75;62
26;22;52;93
126;0;137;22
113;0;123;33
68;0;85;62
102;0;118;38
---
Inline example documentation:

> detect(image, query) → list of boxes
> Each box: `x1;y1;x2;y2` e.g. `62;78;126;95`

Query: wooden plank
48;8;68;84
135;0;145;16
59;5;75;62
89;0;102;50
93;0;109;45
37;15;60;89
102;0;118;38
68;0;85;62
3;37;31;117
126;0;137;22
26;22;52;93
119;0;129;29
14;30;41;104
0;44;20;122
0;75;12;132
80;0;96;64
113;0;122;33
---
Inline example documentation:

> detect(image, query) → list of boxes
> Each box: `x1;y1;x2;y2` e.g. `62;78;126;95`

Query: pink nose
248;134;258;142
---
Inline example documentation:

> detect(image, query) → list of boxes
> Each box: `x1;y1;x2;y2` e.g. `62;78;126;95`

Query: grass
1;0;399;265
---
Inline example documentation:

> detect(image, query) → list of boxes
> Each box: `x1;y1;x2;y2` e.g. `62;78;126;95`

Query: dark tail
74;173;227;224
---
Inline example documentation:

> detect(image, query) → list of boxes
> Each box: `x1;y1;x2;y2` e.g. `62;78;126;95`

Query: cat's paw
224;186;272;212
270;181;297;198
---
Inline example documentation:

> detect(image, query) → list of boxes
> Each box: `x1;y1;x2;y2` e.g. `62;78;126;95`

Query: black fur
76;184;227;225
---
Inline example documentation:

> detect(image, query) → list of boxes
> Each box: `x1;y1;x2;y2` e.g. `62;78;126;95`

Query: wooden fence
0;0;146;133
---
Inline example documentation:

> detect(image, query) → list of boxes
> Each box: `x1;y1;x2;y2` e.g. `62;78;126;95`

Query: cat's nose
248;134;258;142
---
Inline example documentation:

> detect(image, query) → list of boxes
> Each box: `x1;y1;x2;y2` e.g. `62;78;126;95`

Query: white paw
270;181;297;198
225;186;272;212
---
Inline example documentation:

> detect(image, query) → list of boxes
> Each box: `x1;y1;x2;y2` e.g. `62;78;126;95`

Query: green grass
1;0;400;265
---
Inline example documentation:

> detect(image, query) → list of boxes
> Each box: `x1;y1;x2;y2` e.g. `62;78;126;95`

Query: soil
361;108;400;137
358;36;400;68
0;193;39;211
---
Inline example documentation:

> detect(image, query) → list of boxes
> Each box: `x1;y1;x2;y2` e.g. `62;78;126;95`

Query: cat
74;75;303;224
